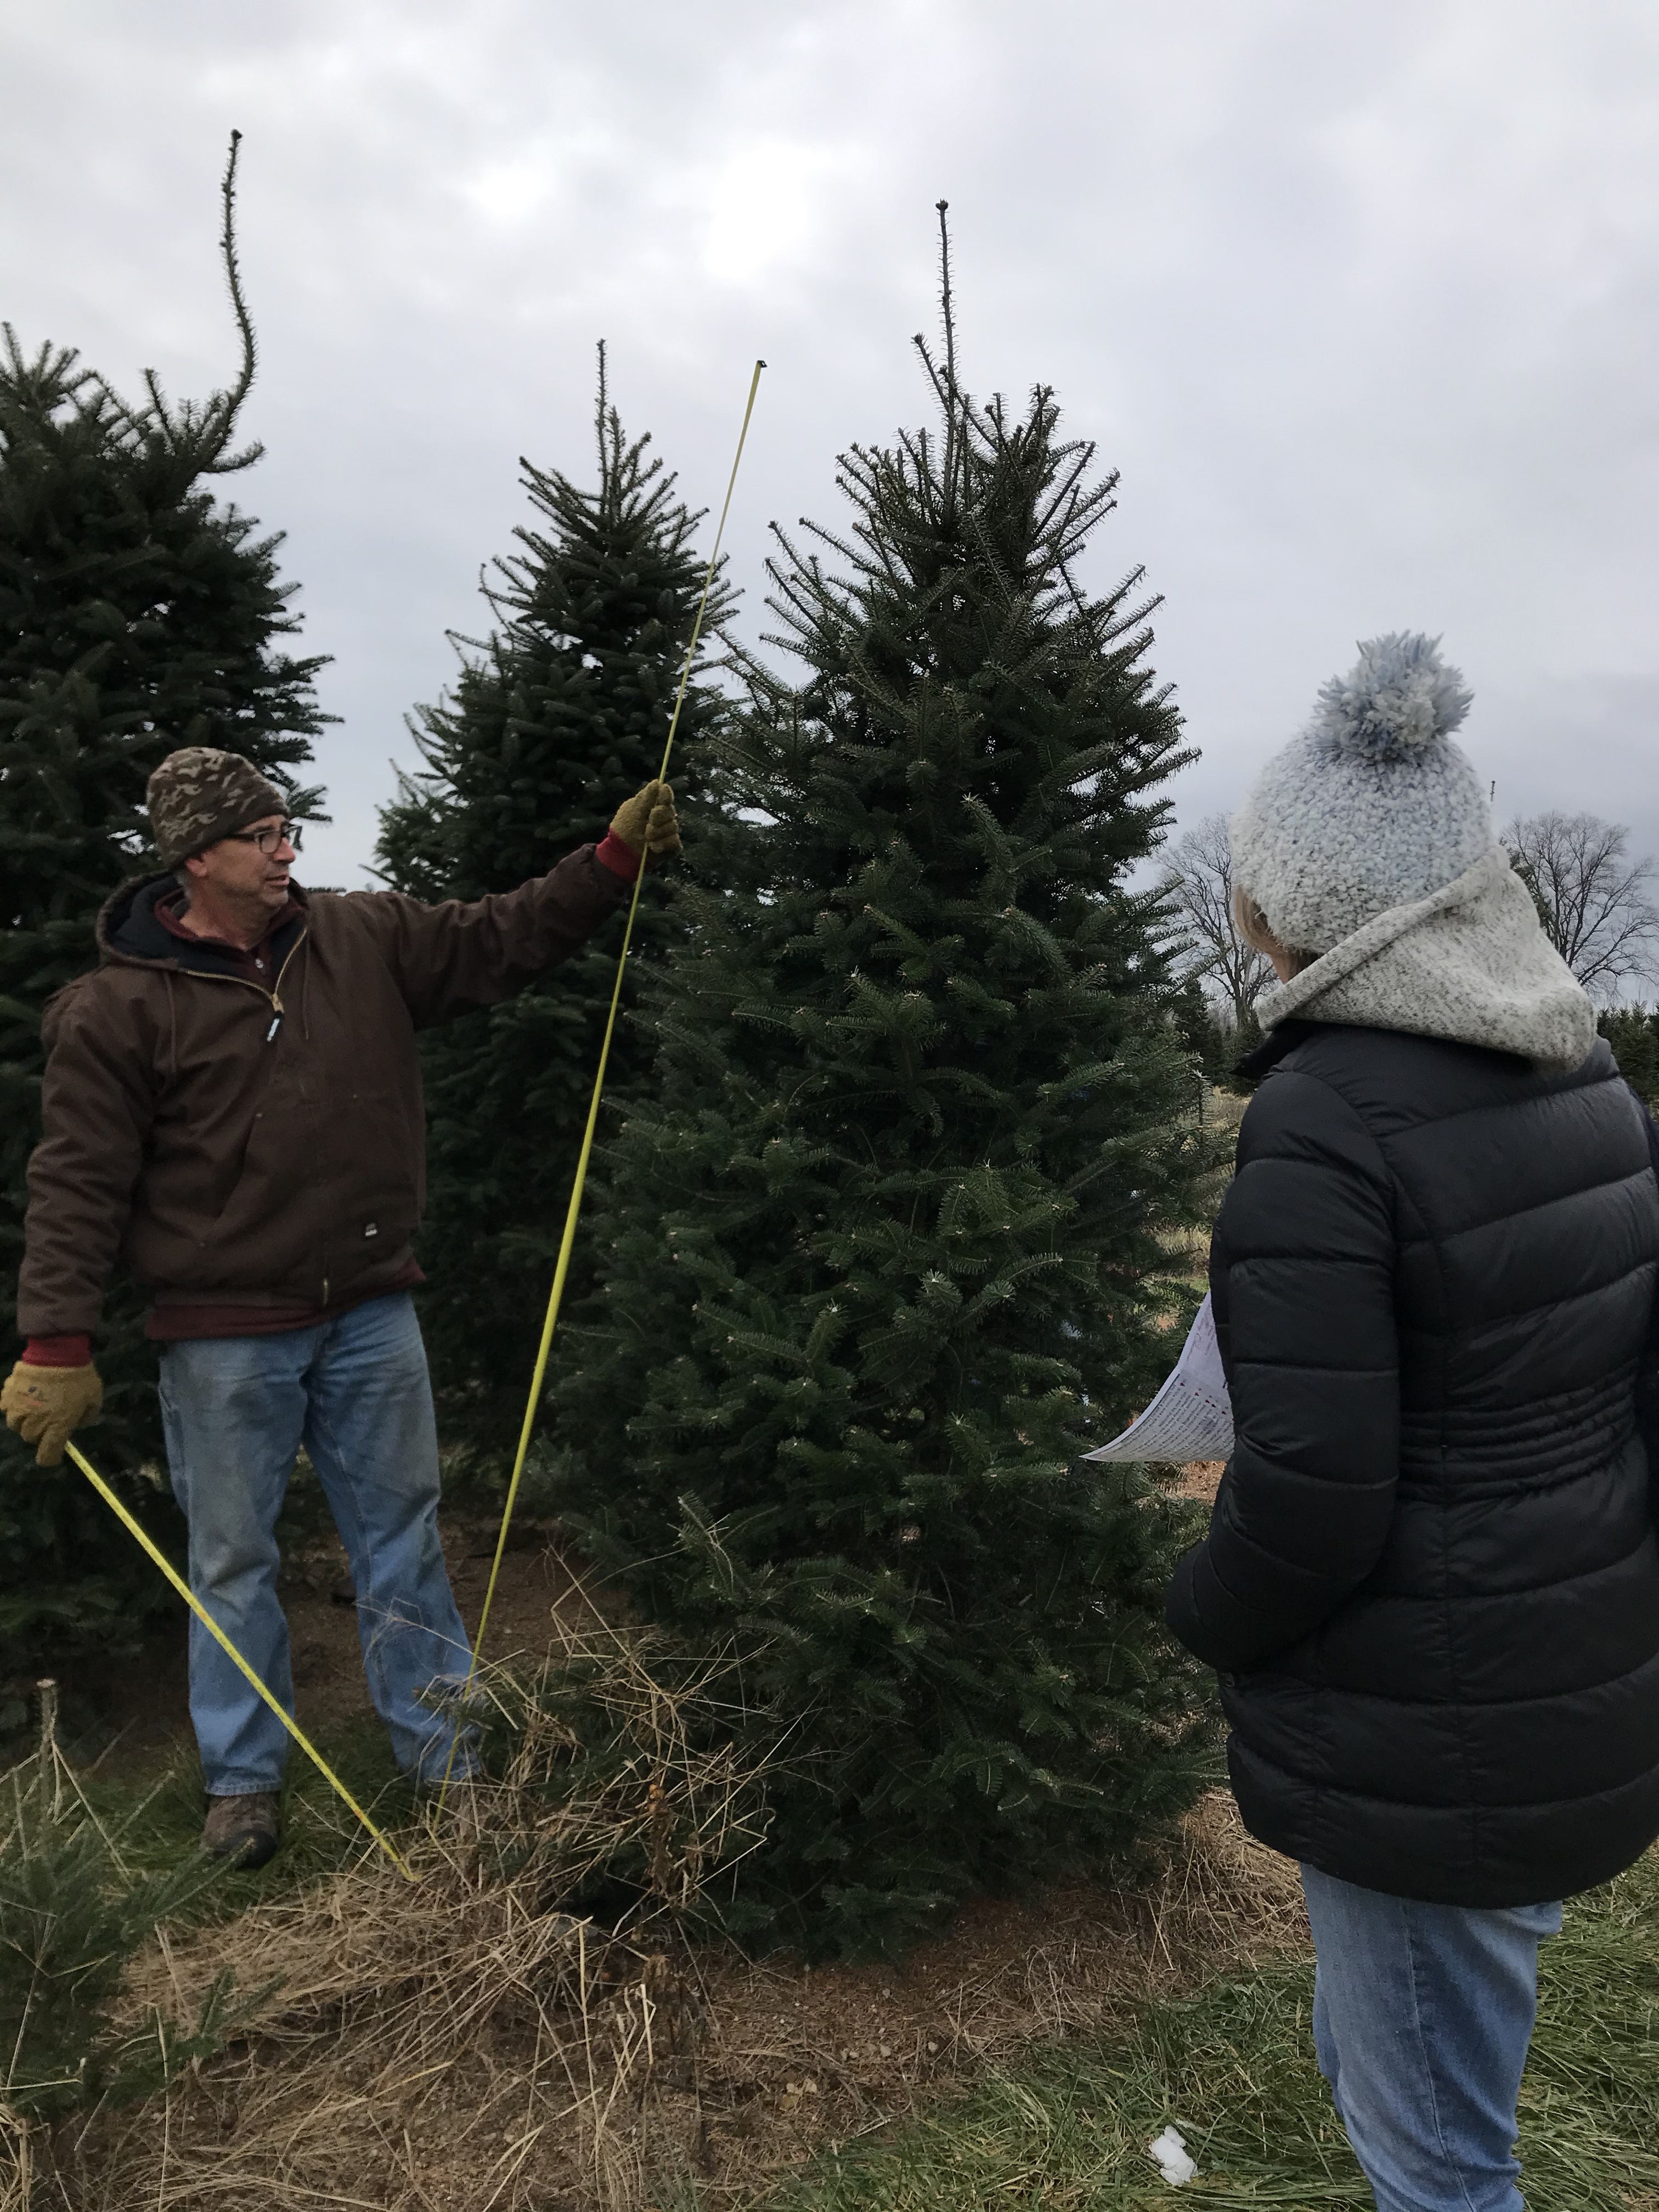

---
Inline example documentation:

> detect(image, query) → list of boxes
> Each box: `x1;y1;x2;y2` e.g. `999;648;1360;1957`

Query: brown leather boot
201;1791;281;1867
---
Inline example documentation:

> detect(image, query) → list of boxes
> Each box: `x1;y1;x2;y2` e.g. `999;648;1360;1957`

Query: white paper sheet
1084;1292;1234;1464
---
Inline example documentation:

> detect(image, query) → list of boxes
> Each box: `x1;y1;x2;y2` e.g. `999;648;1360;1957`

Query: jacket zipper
263;932;307;1042
177;928;309;1040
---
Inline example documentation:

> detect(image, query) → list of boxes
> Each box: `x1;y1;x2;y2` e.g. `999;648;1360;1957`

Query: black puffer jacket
1167;1020;1659;1906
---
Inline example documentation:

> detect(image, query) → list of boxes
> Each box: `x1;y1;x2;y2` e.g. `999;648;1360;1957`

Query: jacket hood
98;874;310;978
1256;843;1598;1074
98;875;187;965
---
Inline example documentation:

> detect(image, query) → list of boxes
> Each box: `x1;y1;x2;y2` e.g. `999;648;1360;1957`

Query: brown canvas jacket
18;849;630;1338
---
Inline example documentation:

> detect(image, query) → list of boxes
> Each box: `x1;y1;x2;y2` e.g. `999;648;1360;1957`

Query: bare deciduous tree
1163;812;1273;1028
1502;811;1659;1000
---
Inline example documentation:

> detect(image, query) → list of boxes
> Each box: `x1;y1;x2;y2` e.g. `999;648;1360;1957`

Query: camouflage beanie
146;748;286;869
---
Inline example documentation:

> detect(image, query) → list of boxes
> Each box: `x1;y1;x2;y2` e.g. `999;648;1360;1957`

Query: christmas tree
1600;1005;1659;1104
375;349;731;1453
0;137;328;1658
555;217;1215;1955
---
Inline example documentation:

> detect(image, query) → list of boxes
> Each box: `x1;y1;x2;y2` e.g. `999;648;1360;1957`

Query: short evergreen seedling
1;1713;244;2129
1600;1006;1659;1104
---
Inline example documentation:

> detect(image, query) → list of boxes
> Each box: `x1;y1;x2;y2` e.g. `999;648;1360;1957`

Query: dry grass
1168;1460;1225;1505
1;1581;1303;2212
4;1752;1302;2212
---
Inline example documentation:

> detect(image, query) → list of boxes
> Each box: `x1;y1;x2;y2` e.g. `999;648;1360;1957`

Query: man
2;746;679;1867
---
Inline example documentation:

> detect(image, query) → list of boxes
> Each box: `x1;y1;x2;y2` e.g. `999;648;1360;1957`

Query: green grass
70;1714;415;1922
769;1855;1659;2211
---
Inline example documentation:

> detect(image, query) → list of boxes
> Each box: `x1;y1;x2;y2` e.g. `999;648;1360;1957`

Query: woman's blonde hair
1232;883;1316;977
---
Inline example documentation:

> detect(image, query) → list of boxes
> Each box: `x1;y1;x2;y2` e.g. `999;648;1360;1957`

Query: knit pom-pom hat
1229;632;1491;954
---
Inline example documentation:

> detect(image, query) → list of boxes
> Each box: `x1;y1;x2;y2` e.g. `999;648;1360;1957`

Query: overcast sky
5;0;1659;893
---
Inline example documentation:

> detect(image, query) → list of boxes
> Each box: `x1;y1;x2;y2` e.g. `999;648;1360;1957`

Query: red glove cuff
595;831;641;883
23;1335;92;1368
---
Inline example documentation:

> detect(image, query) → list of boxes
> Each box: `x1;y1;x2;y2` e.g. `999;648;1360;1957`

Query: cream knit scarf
1258;845;1599;1075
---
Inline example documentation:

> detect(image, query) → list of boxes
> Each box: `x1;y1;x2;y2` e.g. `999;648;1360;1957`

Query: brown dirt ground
60;1510;603;1787
673;1799;1306;2199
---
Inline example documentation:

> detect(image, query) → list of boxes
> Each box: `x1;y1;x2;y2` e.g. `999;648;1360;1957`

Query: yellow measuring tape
64;1440;416;1880
437;357;767;1805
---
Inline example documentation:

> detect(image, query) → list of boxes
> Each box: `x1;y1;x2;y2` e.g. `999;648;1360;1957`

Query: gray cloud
5;0;1659;911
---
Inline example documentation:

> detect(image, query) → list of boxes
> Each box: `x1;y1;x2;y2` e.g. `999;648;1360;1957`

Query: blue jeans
158;1294;473;1794
1301;1865;1563;2211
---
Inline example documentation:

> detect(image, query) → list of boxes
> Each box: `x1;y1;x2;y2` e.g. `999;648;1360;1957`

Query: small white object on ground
1148;2125;1197;2186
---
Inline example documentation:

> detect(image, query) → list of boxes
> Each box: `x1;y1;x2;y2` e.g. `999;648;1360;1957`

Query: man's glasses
227;820;302;856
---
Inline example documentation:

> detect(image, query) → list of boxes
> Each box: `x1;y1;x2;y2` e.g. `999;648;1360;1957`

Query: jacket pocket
331;1087;422;1255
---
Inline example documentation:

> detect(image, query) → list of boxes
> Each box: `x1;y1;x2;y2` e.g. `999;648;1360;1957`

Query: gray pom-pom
1311;632;1473;763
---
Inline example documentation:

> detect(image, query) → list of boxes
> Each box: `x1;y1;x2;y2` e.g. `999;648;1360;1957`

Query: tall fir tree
556;222;1216;1955
375;351;731;1453
0;137;328;1660
1600;1005;1659;1103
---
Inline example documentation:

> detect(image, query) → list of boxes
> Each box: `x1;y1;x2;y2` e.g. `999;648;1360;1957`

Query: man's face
184;814;296;916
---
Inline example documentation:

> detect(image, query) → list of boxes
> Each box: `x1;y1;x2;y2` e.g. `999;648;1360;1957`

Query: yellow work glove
2;1361;104;1468
609;779;682;861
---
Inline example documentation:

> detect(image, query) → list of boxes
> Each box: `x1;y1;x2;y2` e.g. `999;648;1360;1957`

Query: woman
1166;633;1659;2212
